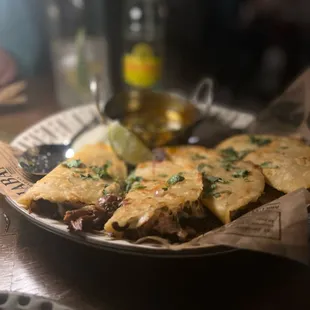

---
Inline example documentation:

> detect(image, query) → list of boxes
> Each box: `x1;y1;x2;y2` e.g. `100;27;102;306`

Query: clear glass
46;0;110;109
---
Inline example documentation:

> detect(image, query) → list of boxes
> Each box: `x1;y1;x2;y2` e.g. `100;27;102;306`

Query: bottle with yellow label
122;0;166;91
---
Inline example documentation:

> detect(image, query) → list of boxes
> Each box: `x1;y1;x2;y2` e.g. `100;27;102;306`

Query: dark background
104;0;310;109
46;0;310;109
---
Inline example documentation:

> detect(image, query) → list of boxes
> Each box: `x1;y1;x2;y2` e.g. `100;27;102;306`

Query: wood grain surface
1;77;310;310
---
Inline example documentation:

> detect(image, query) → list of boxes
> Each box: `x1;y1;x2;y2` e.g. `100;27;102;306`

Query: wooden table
0;77;60;141
0;77;310;310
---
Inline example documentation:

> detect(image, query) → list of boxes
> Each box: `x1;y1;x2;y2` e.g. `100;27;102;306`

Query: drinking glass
46;0;110;109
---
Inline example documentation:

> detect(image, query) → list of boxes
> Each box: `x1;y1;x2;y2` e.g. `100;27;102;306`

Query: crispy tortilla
165;146;265;224
216;134;304;153
104;160;211;240
18;143;127;209
245;144;310;193
193;158;264;224
164;145;221;167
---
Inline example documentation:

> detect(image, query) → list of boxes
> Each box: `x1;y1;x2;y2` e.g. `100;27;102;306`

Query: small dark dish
98;78;214;148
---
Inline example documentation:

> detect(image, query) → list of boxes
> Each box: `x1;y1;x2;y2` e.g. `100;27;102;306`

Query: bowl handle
89;74;111;125
190;77;214;116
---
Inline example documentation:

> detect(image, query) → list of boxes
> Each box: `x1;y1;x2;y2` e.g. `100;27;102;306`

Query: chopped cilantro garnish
202;173;230;197
125;173;143;192
220;147;239;161
131;183;147;190
249;135;272;147
167;173;185;186
127;174;143;183
102;184;109;195
206;175;219;183
260;162;279;169
161;173;185;191
232;169;249;178
191;153;207;161
206;175;230;184
220;147;251;162
197;163;213;172
63;159;83;168
221;162;237;171
91;160;112;179
80;173;99;180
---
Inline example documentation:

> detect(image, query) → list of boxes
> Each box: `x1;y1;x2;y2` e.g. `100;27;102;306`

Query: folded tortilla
104;160;213;241
245;143;310;193
164;146;265;224
18;143;127;209
199;159;265;223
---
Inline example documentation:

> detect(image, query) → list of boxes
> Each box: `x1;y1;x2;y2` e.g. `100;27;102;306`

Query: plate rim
7;103;237;257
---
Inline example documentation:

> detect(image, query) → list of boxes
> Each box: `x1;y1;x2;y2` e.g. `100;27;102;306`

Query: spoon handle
90;74;112;126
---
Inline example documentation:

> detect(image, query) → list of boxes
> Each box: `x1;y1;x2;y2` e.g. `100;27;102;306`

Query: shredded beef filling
115;204;222;243
29;200;84;220
64;194;123;233
29;200;63;220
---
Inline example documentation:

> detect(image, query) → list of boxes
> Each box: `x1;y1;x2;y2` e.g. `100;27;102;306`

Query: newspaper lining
1;69;310;264
0;141;309;265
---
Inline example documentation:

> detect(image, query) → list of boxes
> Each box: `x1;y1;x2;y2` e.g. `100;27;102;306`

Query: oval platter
6;103;236;257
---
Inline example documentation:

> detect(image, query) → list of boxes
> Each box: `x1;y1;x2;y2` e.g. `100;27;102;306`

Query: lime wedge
107;121;153;165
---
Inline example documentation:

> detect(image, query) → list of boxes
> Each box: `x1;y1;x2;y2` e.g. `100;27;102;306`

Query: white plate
6;103;235;257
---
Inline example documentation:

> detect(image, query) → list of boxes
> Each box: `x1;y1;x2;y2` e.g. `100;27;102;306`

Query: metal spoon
18;117;100;177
